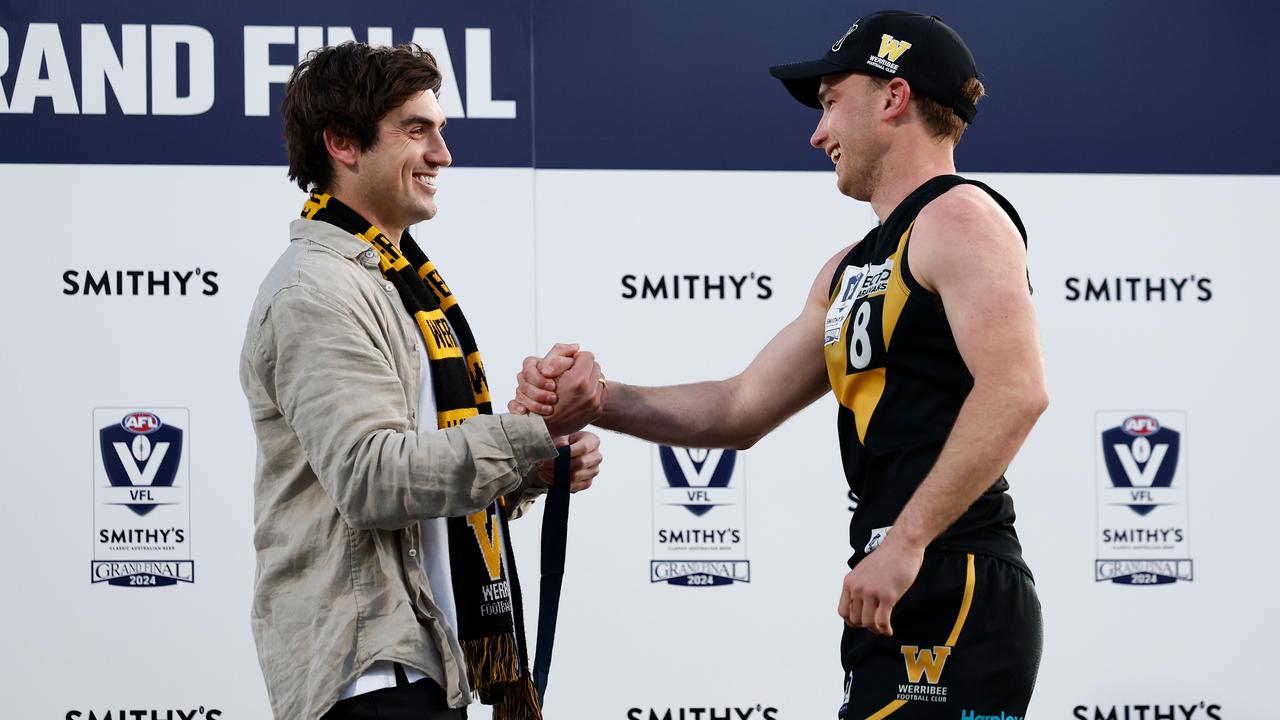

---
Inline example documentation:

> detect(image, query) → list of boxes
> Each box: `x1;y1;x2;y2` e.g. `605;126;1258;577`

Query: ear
323;128;360;171
882;77;913;121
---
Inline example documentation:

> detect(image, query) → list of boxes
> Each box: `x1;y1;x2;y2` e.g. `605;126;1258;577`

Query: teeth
831;148;841;164
414;174;436;187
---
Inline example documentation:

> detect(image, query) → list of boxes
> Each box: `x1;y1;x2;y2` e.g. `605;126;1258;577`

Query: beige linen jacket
239;218;556;719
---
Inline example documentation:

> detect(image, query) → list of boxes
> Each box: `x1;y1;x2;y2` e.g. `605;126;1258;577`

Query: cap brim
768;58;852;108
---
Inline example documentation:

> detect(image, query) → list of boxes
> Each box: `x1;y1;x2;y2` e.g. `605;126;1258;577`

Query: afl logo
121;412;161;434
1122;415;1160;437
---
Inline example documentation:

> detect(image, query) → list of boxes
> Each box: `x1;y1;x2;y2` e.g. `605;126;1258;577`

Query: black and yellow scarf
303;192;541;719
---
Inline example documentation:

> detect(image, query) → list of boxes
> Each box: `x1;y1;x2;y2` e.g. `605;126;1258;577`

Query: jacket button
385;281;395;292
408;548;418;558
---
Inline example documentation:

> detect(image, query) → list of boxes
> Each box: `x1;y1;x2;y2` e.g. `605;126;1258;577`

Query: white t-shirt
339;332;459;699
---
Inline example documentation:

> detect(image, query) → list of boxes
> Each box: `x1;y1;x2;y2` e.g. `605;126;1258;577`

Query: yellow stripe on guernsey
417;309;464;360
836;221;916;443
467;351;492;405
438;407;479;428
301;192;331;219
418;261;458;312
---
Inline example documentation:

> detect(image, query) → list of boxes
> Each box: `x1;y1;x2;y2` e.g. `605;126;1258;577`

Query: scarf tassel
463;636;542;719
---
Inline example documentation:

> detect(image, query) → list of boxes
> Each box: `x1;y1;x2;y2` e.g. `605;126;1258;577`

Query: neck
326;188;405;247
867;139;957;223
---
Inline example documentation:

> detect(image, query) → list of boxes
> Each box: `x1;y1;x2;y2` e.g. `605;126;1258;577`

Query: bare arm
889;186;1048;549
838;185;1049;635
512;248;854;449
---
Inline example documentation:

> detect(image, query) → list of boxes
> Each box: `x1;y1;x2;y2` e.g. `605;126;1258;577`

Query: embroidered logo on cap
832;22;859;52
868;34;912;74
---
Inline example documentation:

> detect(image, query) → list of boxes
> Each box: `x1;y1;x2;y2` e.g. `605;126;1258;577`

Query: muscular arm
888;186;1049;549
839;185;1048;635
516;249;853;450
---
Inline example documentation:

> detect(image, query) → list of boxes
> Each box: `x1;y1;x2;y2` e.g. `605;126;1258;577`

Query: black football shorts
837;552;1042;720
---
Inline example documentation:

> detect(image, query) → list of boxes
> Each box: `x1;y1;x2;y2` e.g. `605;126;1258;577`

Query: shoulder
809;239;862;305
909;184;1025;292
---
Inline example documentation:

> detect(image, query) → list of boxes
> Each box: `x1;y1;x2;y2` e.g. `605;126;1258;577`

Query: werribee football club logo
92;408;195;587
651;446;750;586
1095;412;1193;585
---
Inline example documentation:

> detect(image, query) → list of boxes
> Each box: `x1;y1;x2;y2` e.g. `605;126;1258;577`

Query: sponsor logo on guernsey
650;446;750;586
824;260;893;346
1095;412;1193;585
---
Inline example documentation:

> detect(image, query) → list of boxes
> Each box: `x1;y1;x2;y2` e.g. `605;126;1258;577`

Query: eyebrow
400;115;447;131
817;86;834;103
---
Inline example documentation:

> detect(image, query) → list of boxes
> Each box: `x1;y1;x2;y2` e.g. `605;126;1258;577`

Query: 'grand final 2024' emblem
1095;412;1192;585
92;409;195;587
650;446;750;587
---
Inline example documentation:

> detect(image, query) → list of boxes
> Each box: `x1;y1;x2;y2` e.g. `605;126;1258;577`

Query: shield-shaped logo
1101;414;1180;516
99;412;184;516
659;447;736;516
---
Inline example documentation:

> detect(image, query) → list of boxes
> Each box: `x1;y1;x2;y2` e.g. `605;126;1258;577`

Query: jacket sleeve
248;283;557;530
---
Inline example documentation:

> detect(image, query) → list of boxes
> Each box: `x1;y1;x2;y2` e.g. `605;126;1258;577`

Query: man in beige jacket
240;42;604;720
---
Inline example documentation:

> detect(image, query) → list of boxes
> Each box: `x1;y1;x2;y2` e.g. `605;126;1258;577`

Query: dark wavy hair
282;42;443;192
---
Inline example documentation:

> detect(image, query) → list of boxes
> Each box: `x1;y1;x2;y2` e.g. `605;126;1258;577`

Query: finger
569;478;593;493
566;431;600;457
552;435;571;448
516;372;557;405
875;599;894;637
539;344;579;374
837;584;853;626
507;400;528;415
563;351;595;384
539;354;576;378
522;356;556;391
515;390;553;416
860;594;879;634
570;450;602;473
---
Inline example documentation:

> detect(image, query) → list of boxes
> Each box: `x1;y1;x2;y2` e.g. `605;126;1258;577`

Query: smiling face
347;90;452;235
810;73;890;202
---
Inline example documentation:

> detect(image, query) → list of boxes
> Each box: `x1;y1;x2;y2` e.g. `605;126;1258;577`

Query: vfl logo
659;447;736;516
466;509;504;581
1102;415;1180;516
832;22;860;52
877;34;913;62
901;645;950;684
99;412;183;516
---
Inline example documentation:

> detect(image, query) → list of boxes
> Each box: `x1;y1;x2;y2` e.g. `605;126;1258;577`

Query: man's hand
510;344;605;437
509;343;578;416
535;430;603;493
836;537;925;636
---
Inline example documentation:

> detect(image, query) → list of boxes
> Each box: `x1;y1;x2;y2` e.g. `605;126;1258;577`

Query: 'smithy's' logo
896;645;950;703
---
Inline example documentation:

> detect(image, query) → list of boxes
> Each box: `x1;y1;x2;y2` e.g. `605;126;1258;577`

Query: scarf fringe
491;676;543;720
461;635;522;686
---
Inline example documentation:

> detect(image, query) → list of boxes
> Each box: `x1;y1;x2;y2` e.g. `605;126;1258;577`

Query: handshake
508;343;608;492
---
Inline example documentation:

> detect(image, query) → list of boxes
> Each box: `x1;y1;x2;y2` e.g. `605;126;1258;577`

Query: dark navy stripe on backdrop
2;0;1277;173
0;0;532;167
532;0;1280;174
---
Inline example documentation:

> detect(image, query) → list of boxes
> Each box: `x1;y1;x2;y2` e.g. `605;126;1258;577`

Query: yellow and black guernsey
824;175;1030;574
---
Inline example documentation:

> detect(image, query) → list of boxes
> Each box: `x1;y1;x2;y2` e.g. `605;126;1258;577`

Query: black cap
769;10;979;122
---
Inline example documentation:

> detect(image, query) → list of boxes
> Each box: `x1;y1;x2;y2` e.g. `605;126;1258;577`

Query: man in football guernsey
512;11;1047;719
